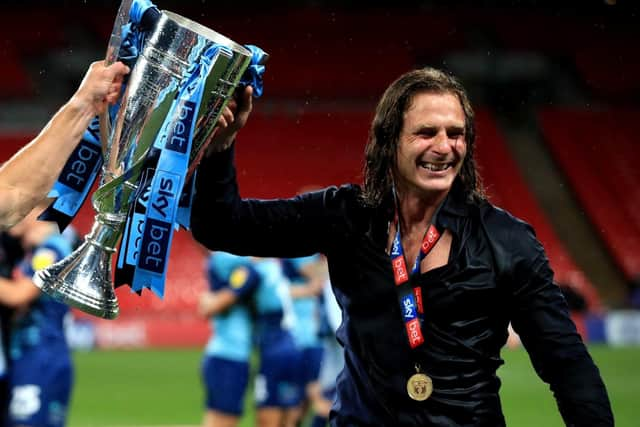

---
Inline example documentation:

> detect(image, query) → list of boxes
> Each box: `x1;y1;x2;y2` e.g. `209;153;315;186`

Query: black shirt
191;147;613;427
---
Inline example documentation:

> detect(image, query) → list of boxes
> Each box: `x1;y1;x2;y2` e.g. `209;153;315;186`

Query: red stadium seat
1;10;66;55
574;44;640;100
0;134;33;158
261;41;414;100
234;109;371;198
539;108;640;279
490;12;601;55
0;48;33;99
192;8;424;100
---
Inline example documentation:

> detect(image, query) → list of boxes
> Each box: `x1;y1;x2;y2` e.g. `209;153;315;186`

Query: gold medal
407;372;433;401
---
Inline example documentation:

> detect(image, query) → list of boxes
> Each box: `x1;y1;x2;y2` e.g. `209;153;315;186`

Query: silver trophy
33;8;255;319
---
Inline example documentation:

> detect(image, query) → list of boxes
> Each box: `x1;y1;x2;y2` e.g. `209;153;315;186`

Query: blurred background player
0;205;73;427
252;257;302;427
0;231;25;425
309;277;345;427
198;252;259;427
281;255;327;425
198;254;304;427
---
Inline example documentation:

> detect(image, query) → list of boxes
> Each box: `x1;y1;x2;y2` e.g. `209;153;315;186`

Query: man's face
394;91;467;199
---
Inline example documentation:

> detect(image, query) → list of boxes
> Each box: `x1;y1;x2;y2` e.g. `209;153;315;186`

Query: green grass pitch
68;345;638;426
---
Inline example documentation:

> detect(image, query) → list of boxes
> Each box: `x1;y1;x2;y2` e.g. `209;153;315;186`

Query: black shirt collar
369;180;472;247
440;180;471;219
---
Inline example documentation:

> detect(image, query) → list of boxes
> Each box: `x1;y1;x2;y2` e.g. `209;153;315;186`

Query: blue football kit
282;256;325;389
8;234;72;427
202;252;259;415
252;258;302;408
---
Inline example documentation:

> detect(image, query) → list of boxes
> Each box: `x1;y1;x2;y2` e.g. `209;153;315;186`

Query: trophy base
33;237;120;320
35;269;120;320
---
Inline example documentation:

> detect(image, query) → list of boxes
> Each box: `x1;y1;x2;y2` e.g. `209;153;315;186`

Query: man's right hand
206;85;254;154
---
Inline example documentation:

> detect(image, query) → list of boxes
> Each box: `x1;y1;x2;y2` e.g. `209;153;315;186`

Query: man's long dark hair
362;67;485;207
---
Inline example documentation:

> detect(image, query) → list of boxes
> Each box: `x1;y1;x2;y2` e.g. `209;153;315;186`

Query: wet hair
362;67;485;207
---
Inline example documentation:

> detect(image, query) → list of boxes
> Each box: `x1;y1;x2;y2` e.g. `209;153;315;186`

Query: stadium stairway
495;108;629;306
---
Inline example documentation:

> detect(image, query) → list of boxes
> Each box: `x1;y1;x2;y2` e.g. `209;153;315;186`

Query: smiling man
191;68;613;426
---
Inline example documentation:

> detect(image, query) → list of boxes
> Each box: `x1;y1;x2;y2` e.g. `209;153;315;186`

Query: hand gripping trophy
34;0;267;319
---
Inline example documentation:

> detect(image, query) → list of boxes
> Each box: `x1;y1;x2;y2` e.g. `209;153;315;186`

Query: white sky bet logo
403;295;416;319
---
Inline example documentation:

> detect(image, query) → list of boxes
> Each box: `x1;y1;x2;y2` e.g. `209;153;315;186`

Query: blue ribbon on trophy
174;44;268;230
39;0;159;231
38;118;103;231
241;45;268;98
131;45;223;296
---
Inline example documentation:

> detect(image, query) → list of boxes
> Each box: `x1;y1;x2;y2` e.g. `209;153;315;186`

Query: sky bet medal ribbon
33;0;262;320
389;193;444;401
